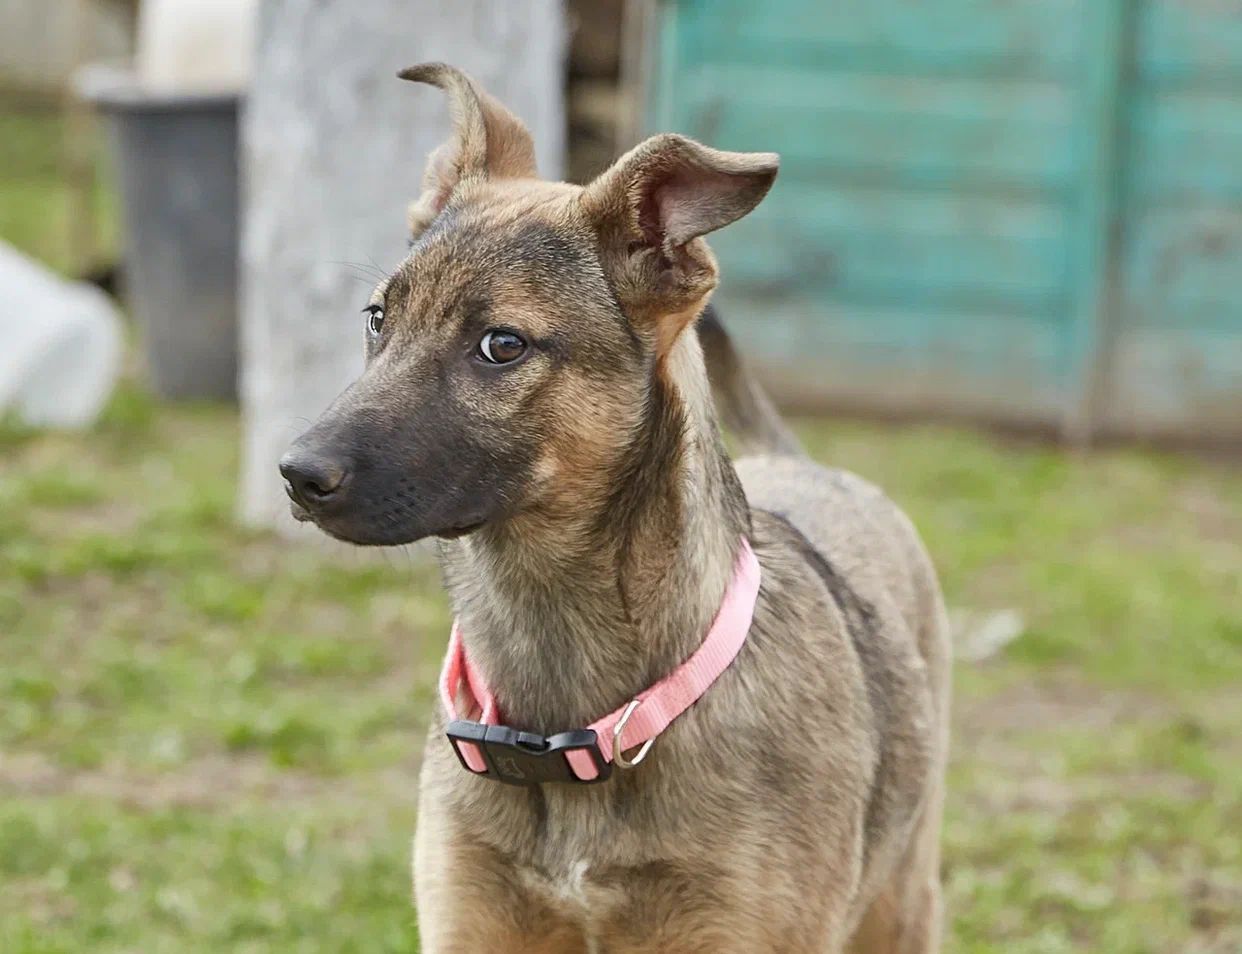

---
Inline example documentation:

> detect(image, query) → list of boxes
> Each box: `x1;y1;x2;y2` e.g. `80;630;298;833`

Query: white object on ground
136;0;256;93
0;243;123;428
950;608;1027;663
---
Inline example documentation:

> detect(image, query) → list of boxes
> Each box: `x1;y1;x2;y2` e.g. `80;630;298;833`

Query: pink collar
438;538;762;785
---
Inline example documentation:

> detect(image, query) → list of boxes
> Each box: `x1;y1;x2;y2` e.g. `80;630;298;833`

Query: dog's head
281;62;777;546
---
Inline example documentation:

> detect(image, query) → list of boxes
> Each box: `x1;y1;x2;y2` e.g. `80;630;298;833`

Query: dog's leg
845;787;944;954
414;805;588;953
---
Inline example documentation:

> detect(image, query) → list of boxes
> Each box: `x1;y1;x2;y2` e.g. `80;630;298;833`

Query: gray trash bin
80;66;240;400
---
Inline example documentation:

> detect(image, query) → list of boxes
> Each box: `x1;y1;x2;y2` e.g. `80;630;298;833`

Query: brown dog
281;63;950;953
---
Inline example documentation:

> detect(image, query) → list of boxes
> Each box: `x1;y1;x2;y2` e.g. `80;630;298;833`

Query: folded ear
399;62;538;240
582;134;778;343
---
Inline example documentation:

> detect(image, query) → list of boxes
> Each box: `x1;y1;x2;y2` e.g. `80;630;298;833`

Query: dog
281;62;950;953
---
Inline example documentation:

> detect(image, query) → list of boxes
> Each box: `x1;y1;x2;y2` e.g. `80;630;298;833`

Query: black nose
279;450;349;508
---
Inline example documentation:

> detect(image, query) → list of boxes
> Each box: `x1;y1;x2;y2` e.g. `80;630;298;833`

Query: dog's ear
582;134;778;349
399;62;538;240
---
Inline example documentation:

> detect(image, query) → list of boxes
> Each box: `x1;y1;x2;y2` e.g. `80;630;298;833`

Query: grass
1;388;1239;952
3;103;1241;952
2;388;439;953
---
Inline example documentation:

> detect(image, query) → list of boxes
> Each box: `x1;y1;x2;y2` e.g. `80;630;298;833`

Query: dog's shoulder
736;455;933;607
738;455;949;888
739;454;931;674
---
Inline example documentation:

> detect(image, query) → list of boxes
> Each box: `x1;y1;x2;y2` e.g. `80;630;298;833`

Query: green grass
1;387;439;953
1;387;1240;952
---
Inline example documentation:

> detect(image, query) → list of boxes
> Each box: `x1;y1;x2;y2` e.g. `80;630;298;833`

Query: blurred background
1;1;1239;951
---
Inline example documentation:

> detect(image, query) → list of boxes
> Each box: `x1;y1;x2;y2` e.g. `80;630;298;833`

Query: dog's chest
472;791;652;939
515;856;625;930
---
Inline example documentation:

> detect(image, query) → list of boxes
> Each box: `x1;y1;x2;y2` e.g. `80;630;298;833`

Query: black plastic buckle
446;720;612;786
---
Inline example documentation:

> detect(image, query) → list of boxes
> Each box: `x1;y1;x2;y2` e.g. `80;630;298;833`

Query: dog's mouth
285;490;486;546
436;521;483;540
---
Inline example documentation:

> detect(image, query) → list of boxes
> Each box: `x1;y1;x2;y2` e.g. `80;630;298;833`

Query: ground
2;103;1241;953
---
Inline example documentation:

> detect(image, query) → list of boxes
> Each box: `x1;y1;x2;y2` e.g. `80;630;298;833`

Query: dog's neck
438;331;750;733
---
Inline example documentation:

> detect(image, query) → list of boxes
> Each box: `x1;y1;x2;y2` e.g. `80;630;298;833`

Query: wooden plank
1137;0;1242;86
710;195;1067;317
748;186;1068;240
1120;207;1242;332
1106;203;1242;434
683;65;1074;121
718;296;1067;419
674;69;1076;193
721;296;1066;367
1128;89;1242;202
1101;326;1242;437
675;0;1082;80
1103;3;1242;439
1062;0;1130;444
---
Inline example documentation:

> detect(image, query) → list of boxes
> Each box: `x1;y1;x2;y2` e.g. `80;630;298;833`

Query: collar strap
438;537;762;785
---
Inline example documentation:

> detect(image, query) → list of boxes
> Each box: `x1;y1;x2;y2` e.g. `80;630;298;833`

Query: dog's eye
478;329;526;365
364;305;385;336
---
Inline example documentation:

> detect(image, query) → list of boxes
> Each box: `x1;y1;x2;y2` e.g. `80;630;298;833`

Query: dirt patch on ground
950;672;1242;818
0;750;421;812
954;674;1152;737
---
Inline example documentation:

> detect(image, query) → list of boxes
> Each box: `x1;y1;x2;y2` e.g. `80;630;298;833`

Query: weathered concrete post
239;0;566;529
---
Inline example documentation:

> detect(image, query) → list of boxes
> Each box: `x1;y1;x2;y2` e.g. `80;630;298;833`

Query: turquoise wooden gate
650;0;1242;442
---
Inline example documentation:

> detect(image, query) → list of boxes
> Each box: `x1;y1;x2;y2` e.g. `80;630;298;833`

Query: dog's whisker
328;261;392;287
365;254;395;282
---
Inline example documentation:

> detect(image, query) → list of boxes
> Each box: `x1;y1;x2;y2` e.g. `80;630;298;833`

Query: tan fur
288;63;950;953
401;62;541;239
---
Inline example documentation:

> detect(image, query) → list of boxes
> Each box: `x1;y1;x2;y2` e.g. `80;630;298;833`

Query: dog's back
700;307;951;950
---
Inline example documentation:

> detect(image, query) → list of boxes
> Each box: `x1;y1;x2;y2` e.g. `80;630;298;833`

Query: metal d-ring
612;698;655;769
